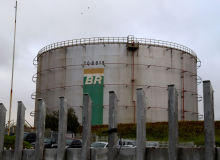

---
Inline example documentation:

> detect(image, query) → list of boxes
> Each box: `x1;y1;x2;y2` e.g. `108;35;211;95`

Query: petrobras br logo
85;74;103;84
83;68;104;125
84;68;104;85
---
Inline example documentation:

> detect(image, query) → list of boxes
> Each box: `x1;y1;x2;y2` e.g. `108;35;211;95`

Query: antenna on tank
8;1;17;135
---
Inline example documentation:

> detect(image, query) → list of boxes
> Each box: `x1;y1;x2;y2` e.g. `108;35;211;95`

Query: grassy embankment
78;121;220;146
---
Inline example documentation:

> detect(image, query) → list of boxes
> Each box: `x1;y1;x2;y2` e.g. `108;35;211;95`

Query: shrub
4;135;32;150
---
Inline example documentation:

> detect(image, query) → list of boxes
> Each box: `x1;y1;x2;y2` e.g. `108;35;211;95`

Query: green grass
77;121;220;146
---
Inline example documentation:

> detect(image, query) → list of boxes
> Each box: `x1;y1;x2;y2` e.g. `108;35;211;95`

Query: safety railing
36;37;197;57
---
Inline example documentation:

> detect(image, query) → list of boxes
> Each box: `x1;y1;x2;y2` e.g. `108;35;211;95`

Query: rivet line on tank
31;106;202;118
33;85;200;95
33;63;200;79
31;84;203;101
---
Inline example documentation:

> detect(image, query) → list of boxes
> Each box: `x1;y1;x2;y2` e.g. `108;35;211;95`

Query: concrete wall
34;39;198;124
3;148;220;160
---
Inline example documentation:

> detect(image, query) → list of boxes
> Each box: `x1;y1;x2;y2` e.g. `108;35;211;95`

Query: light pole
8;1;17;135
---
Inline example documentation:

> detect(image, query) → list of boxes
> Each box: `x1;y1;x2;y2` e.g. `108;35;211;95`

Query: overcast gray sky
0;0;219;126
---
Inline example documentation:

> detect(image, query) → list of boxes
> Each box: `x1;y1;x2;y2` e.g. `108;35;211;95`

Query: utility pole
8;1;17;135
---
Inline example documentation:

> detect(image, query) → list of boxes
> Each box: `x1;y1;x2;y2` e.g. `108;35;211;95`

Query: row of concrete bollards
0;80;215;160
166;81;215;160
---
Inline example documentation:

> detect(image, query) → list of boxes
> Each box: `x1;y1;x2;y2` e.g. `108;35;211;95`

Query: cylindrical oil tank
32;36;201;125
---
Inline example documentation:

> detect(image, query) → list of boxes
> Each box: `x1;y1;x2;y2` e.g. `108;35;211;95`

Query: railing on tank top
38;37;197;57
33;37;198;67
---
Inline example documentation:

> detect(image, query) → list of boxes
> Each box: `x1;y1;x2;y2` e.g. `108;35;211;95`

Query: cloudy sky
0;0;219;126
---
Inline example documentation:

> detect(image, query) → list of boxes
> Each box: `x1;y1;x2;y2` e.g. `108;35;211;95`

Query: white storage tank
32;36;202;125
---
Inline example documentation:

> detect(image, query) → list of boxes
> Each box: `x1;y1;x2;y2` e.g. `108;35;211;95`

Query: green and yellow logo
84;68;104;85
83;68;104;125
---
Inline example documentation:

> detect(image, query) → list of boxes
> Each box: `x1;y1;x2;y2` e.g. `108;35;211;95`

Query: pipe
132;50;136;123
182;52;185;121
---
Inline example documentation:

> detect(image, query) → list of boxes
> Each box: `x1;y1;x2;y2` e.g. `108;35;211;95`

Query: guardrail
36;36;197;57
33;36;200;70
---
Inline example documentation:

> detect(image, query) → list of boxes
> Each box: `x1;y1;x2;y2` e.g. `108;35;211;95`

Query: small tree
67;108;80;133
45;110;59;131
45;108;80;132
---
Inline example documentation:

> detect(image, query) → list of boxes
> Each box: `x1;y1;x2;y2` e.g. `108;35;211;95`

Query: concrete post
136;88;146;160
57;97;68;160
81;94;92;160
35;99;46;160
108;91;118;160
14;101;26;160
0;103;7;160
203;80;215;160
168;84;178;160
